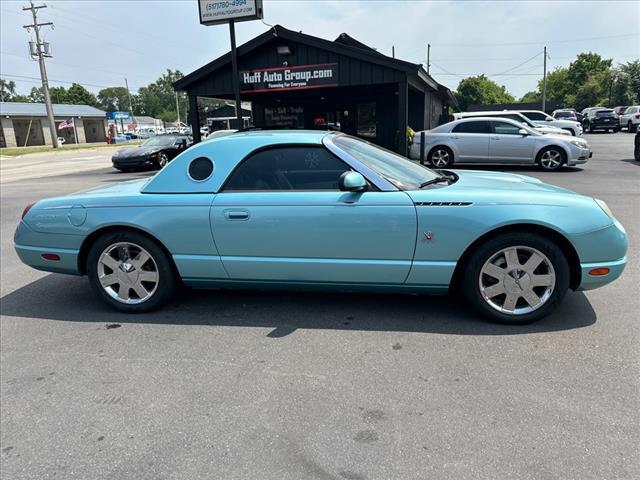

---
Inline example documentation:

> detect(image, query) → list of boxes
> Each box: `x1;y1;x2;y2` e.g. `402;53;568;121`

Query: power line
431;32;639;47
1;73;143;90
491;51;542;77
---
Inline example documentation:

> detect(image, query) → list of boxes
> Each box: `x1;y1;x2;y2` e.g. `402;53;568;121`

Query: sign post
229;20;242;129
198;0;263;131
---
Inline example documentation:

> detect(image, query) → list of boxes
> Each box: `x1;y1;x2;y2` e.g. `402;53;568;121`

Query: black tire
427;146;454;168
86;230;176;313
462;232;570;324
536;146;565;171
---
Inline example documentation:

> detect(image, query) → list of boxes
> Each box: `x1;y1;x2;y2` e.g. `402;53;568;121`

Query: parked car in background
136;128;157;139
14;131;627;324
410;117;591;171
111;134;191;171
583;108;620;133
619;106;640;132
552;109;578;121
518;110;583;136
612;106;629;116
205;129;237;140
454;111;571;136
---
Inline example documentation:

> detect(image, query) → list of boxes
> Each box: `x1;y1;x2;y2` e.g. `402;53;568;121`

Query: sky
1;0;638;100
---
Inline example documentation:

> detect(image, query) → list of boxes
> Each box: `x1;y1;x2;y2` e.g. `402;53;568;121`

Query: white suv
619;106;640;133
518;110;583;136
453;111;570;135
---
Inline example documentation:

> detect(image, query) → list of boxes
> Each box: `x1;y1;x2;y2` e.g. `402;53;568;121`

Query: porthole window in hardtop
188;157;214;181
223;147;350;191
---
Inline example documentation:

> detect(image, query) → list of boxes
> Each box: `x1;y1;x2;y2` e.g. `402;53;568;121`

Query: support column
397;81;408;156
189;94;201;143
1;118;17;147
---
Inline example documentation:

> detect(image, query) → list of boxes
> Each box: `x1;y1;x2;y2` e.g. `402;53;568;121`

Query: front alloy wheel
538;148;564;171
157;152;169;169
462;233;569;324
429;147;453;168
479;246;555;315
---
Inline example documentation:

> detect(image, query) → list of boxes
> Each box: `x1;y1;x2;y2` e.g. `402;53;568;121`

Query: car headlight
595;198;614;218
570;140;586;147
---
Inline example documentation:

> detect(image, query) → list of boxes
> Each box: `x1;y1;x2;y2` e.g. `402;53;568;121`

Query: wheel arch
78;225;178;277
536;144;568;164
450;223;581;291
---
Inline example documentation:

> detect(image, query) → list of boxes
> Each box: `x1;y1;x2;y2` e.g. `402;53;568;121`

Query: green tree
454;75;515;112
97;86;132;112
65;83;98;106
611;60;640;106
0;80;29;102
137;69;187;121
28;86;45;103
520;90;541;103
48;86;68;104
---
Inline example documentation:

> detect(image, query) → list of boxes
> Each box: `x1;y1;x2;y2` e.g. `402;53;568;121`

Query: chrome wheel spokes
98;242;159;304
431;149;450;167
479;246;555;315
540;150;562;169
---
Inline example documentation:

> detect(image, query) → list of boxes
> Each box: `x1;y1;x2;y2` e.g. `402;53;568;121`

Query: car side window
522;111;547;121
223;147;351;191
492;121;522;135
452;121;491;134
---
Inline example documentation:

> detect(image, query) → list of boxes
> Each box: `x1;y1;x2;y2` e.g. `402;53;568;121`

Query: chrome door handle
224;210;250;220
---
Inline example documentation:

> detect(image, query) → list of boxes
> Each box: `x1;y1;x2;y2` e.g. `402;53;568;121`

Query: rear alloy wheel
87;231;176;312
537;147;565;171
462;233;569;324
428;147;453;168
156;152;169;169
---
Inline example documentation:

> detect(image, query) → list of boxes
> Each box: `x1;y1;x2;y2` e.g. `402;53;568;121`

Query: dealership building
0;102;108;147
175;25;456;155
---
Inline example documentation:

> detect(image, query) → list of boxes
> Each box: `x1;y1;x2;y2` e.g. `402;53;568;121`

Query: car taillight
635;114;640;119
22;201;37;219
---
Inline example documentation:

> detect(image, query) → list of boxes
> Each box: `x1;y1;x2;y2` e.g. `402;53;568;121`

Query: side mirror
545;117;553;121
339;171;368;192
518;128;529;136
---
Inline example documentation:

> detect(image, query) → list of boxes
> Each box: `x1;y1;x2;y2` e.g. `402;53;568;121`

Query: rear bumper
15;244;81;275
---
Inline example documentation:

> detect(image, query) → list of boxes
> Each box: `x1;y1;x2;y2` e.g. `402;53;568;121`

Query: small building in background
0;102;108;147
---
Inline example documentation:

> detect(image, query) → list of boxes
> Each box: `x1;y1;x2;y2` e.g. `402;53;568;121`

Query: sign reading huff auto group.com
240;63;339;93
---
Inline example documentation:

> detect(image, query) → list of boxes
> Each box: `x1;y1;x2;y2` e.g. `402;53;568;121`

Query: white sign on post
198;0;263;26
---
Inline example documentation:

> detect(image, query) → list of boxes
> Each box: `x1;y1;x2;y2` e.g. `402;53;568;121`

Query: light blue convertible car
15;131;627;324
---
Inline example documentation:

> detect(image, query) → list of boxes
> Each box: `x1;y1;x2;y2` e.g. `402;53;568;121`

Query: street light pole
542;46;547;112
23;1;58;148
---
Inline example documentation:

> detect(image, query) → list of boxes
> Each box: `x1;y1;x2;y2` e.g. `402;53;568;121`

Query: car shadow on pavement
1;274;597;336
621;158;639;166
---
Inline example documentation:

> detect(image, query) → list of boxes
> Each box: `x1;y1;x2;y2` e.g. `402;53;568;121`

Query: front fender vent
415;202;472;207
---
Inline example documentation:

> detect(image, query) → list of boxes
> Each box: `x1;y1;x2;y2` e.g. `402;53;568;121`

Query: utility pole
124;77;134;115
23;1;58;148
427;43;431;74
392;46;395;58
175;91;181;125
542;46;547;112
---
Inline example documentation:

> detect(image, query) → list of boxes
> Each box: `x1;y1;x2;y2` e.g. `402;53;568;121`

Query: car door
489;120;535;163
450;120;491;162
210;146;417;284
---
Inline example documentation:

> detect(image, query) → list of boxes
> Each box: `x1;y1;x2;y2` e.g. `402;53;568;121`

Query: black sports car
112;134;191;171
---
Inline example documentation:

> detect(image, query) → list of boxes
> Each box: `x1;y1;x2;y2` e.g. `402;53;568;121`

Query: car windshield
555;111;574;118
142;136;178;147
332;135;439;190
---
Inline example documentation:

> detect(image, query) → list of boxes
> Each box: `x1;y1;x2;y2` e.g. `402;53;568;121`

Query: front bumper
112;156;156;169
577;257;627;290
566;144;592;165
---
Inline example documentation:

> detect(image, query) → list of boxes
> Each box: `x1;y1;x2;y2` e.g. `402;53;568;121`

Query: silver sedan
410;117;591;171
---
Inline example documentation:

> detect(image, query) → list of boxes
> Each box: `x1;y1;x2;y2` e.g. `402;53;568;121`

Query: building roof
0;102;106;118
173;24;455;106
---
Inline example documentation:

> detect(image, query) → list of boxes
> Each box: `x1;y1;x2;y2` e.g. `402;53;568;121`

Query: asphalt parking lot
1;133;638;480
